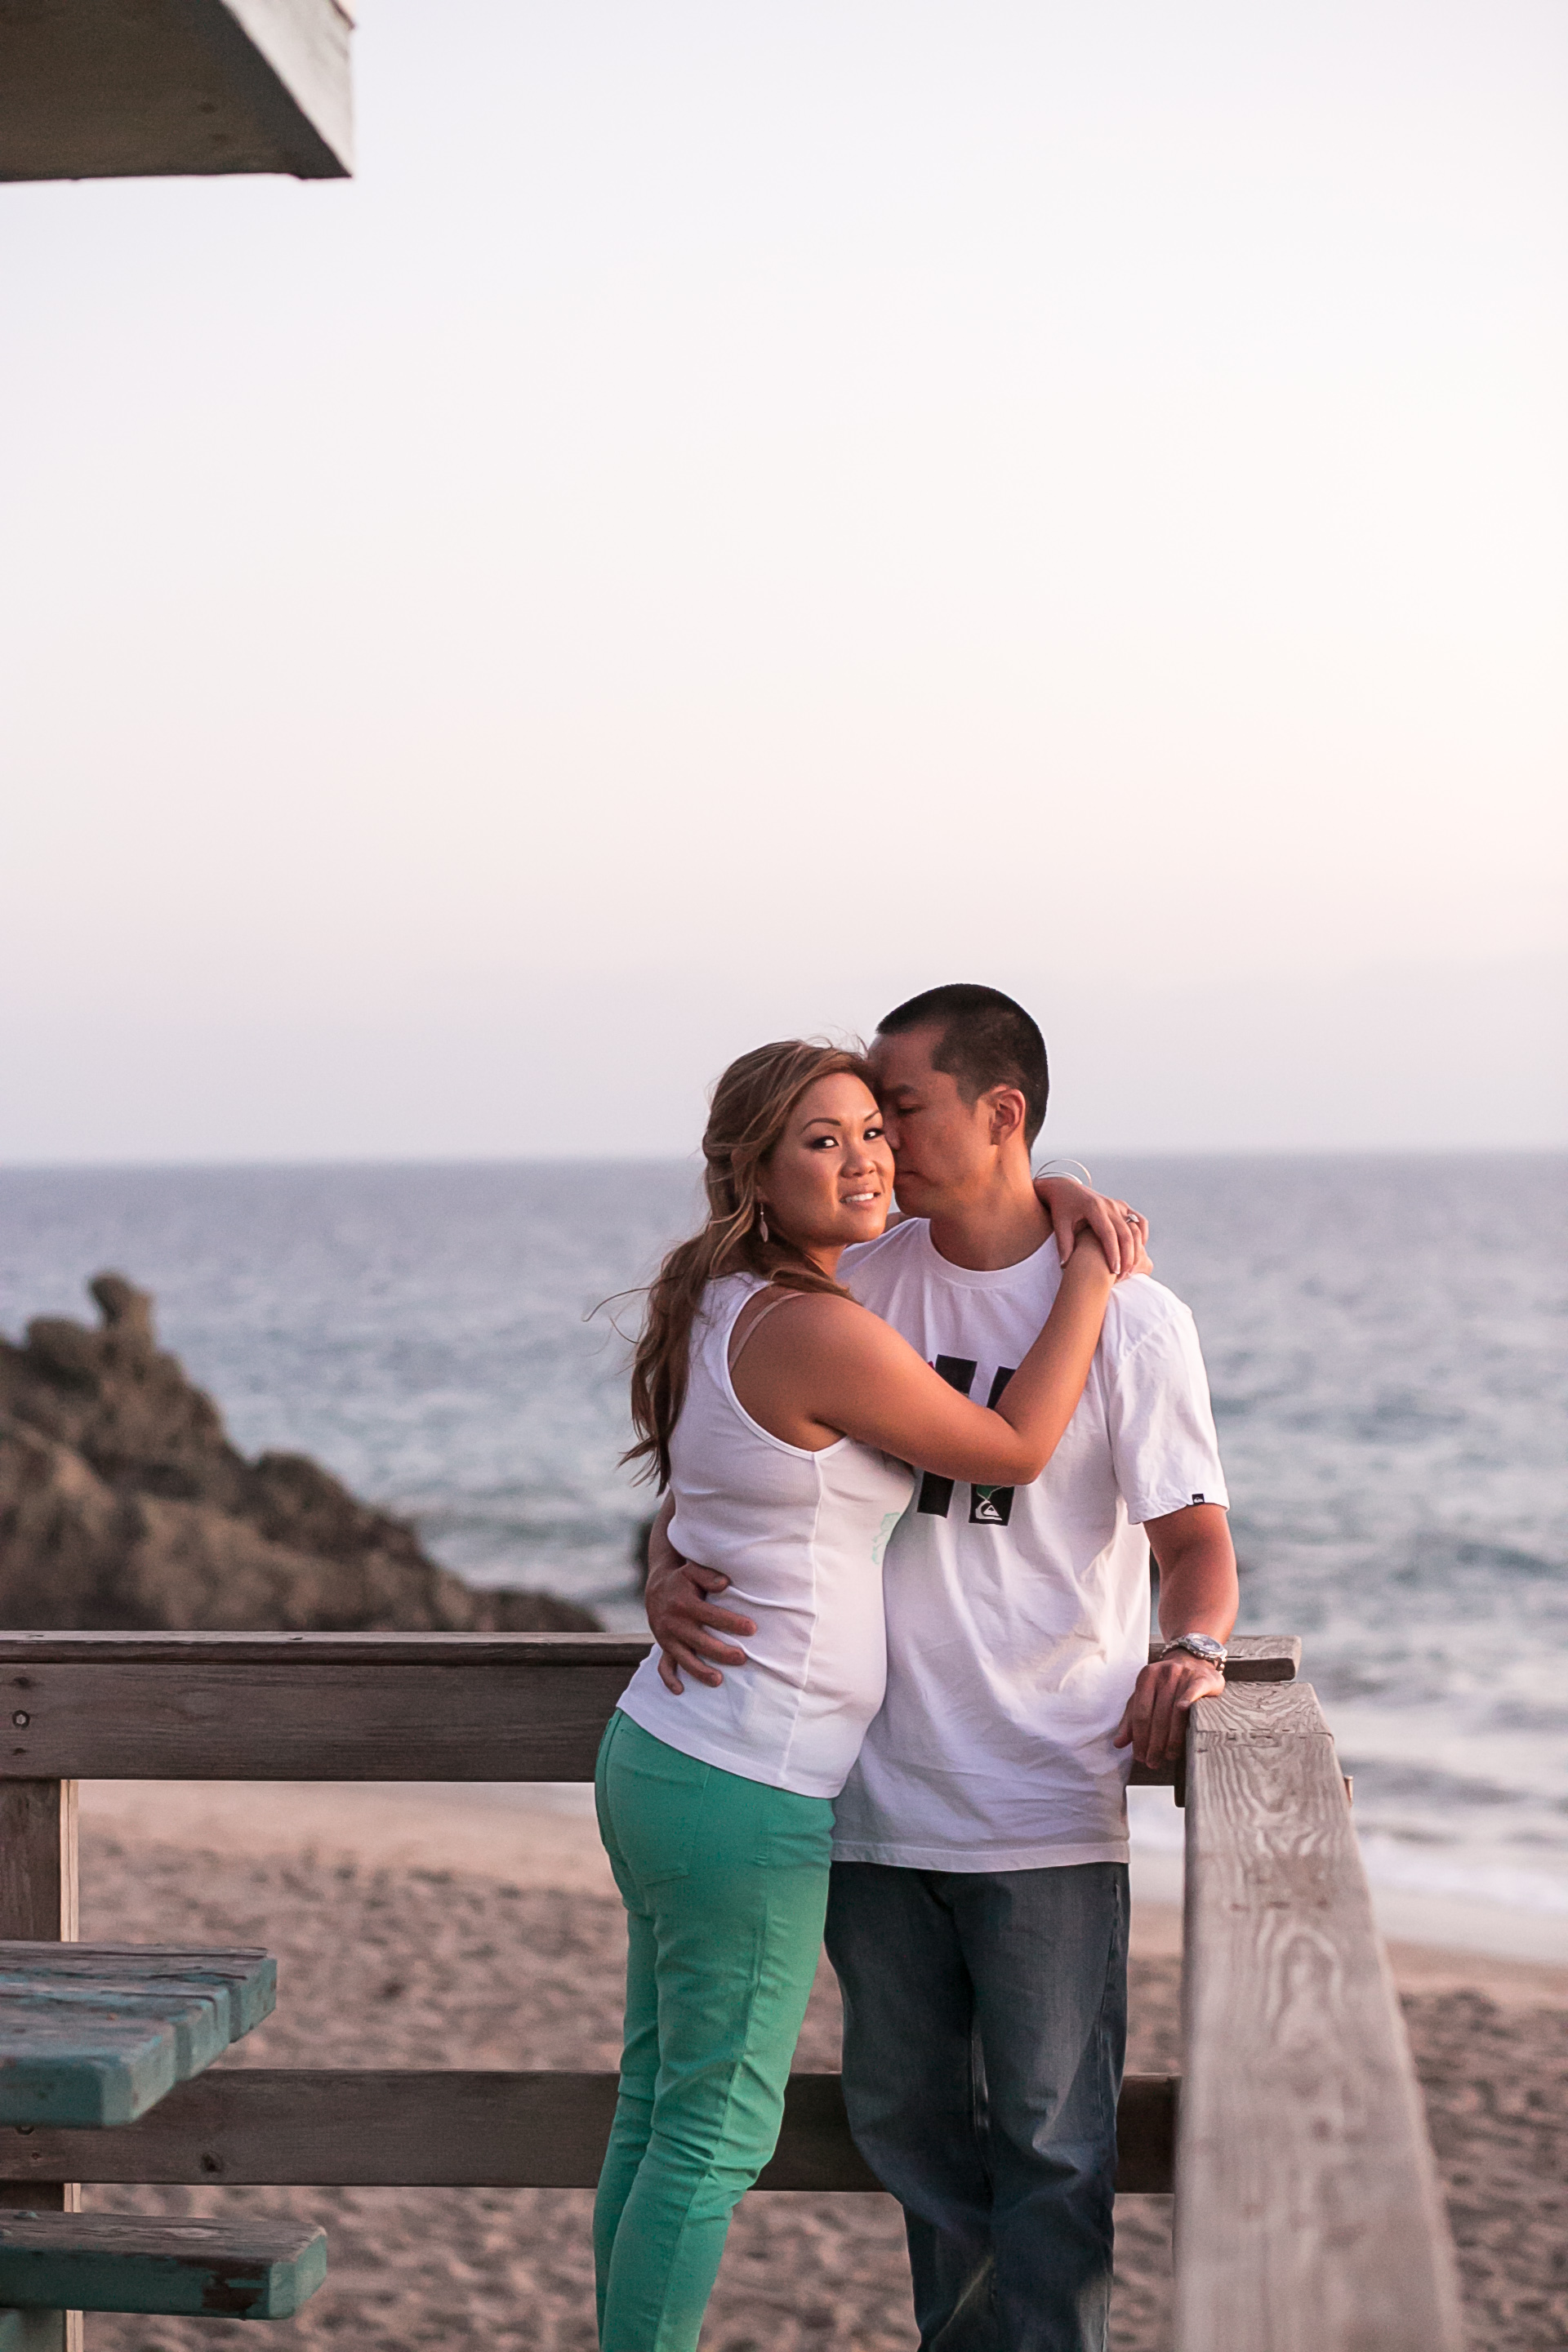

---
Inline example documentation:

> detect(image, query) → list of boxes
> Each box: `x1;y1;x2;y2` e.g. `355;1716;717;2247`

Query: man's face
867;1026;996;1217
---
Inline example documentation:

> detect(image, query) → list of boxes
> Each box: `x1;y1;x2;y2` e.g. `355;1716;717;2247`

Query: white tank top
617;1273;914;1799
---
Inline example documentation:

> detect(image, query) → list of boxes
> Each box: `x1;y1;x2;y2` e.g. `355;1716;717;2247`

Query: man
646;983;1237;2352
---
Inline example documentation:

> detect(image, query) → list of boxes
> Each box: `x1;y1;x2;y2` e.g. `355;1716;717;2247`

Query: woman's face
758;1074;895;1254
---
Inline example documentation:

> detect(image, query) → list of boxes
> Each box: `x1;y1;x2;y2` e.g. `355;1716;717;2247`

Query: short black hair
876;983;1049;1146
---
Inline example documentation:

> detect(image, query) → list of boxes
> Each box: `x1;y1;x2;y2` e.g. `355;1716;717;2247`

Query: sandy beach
74;1782;1568;2352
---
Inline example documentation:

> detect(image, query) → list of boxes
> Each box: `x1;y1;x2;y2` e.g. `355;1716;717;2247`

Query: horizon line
2;1144;1563;1177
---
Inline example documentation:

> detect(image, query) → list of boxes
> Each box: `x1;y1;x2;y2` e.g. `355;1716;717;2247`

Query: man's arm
644;1494;755;1694
1113;1502;1238;1767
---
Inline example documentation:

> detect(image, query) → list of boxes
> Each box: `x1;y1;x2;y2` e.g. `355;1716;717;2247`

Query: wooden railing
0;1632;1463;2350
1178;1677;1463;2350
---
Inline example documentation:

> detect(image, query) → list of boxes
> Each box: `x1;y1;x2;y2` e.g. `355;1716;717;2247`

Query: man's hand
644;1510;757;1694
1115;1500;1238;1767
1113;1653;1226;1767
1034;1174;1147;1279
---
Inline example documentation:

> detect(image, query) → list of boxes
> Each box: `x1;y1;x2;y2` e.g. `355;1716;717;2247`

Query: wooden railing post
1175;1680;1463;2352
0;1781;78;1945
0;1781;82;2352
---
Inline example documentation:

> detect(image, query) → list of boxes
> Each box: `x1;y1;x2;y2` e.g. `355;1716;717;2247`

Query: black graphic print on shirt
917;1360;1018;1524
969;1367;1017;1524
915;1356;977;1516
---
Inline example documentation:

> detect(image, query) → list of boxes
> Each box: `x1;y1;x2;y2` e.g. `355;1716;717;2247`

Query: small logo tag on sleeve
1191;1493;1205;1504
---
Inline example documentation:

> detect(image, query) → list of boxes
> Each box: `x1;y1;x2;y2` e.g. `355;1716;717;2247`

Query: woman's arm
733;1245;1120;1483
886;1178;1143;1275
1035;1174;1147;1276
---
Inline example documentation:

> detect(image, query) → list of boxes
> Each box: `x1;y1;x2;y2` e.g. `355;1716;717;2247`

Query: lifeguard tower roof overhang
0;0;353;183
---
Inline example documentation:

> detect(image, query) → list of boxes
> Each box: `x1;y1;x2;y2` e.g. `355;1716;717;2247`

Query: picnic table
0;1942;326;2324
0;1943;278;2128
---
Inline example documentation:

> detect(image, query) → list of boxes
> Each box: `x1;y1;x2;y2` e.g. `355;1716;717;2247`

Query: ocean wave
1354;1834;1568;1917
1127;1806;1568;1917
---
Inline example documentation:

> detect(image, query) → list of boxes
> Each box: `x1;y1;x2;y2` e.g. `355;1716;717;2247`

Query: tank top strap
728;1285;809;1373
697;1273;767;1375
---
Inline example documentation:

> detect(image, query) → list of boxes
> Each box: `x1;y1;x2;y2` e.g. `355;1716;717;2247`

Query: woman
595;1040;1135;2352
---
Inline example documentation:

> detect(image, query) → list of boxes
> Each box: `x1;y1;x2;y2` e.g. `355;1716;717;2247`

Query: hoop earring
757;1203;770;1245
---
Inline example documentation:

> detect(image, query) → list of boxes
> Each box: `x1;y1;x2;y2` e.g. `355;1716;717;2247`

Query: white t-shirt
830;1218;1229;1871
617;1275;914;1799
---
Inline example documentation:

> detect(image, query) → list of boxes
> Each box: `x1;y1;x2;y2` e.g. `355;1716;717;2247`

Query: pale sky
2;0;1564;1160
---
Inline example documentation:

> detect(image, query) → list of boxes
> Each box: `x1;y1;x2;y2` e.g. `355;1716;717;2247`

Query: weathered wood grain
0;1792;79;2351
1176;1679;1463;2352
0;2212;327;2319
0;1637;649;1669
0;1633;1298;1783
0;2008;177;2133
0;1632;1295;1674
0;1949;274;2046
0;2069;1178;2196
0;1657;641;1783
0;1797;78;2223
0;1946;275;2127
0;1794;75;1950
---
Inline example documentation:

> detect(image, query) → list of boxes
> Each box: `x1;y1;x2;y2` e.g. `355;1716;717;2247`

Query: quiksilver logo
971;1488;1007;1525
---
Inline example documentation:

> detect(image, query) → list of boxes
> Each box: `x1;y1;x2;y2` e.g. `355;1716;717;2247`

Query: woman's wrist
1061;1239;1116;1289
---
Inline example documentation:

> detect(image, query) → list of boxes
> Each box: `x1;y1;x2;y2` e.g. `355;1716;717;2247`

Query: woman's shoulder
742;1285;889;1363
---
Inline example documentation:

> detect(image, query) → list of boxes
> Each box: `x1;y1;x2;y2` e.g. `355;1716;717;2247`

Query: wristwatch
1162;1633;1228;1668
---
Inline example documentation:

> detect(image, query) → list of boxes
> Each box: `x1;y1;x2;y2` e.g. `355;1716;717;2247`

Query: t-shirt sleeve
1102;1298;1229;1526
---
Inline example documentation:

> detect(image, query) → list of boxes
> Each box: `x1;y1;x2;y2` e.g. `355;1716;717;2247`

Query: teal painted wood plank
0;1943;276;2123
0;1984;229;2080
0;2216;327;2319
0;2008;177;2127
0;1947;275;2041
0;2306;60;2352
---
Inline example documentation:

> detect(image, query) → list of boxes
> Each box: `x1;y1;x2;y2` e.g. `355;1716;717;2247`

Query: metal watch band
1164;1633;1228;1665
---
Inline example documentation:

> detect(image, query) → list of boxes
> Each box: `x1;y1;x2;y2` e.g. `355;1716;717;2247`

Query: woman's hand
1035;1175;1148;1278
1063;1219;1152;1282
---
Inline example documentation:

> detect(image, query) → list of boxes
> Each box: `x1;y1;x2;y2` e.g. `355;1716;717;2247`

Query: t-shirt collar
913;1218;1062;1292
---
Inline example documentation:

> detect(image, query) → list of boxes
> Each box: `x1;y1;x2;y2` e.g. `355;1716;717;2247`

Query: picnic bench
0;1941;325;2343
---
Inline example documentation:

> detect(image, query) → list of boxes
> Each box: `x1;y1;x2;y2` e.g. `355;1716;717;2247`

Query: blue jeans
824;1860;1129;2352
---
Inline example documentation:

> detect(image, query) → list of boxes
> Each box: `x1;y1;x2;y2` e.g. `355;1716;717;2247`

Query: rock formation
0;1274;601;1633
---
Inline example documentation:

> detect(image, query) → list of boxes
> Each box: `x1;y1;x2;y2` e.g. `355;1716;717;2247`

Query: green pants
593;1709;833;2352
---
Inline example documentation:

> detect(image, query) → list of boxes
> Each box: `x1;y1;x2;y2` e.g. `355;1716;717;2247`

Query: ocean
2;1156;1564;1949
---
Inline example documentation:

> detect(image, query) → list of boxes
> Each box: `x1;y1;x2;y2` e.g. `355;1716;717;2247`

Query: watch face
1178;1636;1223;1663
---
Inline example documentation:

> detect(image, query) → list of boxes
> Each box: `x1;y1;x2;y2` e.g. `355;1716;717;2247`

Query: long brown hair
625;1039;877;1489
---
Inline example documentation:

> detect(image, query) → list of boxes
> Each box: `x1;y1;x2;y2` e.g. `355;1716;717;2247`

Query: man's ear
985;1086;1029;1147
